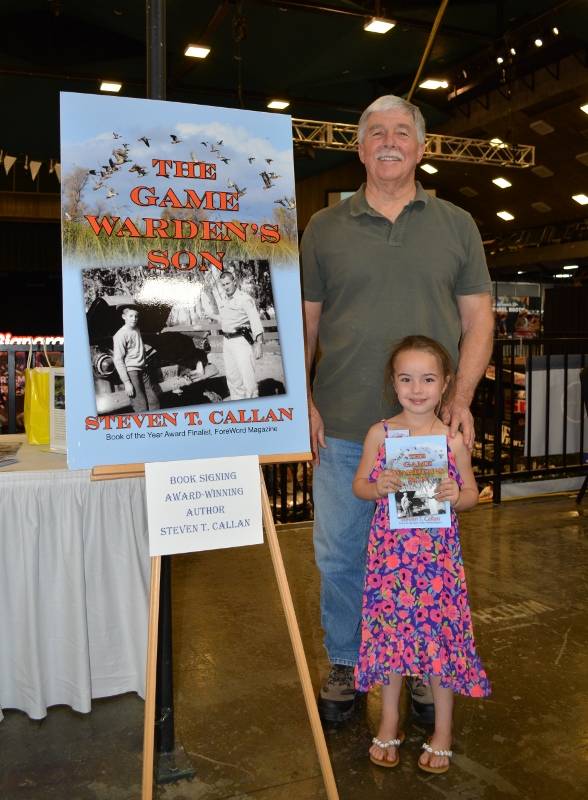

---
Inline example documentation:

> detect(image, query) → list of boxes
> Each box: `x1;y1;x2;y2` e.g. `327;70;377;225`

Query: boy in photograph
112;305;160;412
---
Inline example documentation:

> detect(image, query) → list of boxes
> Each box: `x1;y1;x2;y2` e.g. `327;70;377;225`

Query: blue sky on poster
60;93;295;221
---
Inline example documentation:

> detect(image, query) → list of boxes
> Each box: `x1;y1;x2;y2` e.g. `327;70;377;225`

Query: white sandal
418;741;453;774
369;731;405;768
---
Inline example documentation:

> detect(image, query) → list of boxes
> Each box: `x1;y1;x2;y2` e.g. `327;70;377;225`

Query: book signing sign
60;92;309;470
145;456;262;556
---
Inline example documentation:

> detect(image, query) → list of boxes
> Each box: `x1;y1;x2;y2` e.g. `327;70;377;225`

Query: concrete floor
2;493;588;799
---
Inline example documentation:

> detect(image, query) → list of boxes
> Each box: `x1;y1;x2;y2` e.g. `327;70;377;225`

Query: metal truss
486;218;588;254
291;118;535;168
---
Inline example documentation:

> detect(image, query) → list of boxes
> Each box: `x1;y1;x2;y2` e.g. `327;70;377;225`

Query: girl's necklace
406;414;439;436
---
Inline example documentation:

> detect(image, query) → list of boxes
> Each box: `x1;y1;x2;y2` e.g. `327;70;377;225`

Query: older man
216;270;264;400
301;95;494;724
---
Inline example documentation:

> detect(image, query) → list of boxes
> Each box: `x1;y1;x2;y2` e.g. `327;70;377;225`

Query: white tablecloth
0;439;150;720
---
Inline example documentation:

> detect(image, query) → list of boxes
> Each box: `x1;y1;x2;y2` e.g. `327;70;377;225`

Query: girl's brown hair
385;335;455;402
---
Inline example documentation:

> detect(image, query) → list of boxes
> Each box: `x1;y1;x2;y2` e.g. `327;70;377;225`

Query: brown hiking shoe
407;676;435;724
318;664;357;723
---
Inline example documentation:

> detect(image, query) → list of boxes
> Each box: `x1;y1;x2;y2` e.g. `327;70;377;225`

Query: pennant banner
0;147;61;181
3;155;16;175
29;160;42;181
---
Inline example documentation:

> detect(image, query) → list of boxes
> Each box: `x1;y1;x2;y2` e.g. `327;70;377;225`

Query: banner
525;355;588;457
60;93;309;469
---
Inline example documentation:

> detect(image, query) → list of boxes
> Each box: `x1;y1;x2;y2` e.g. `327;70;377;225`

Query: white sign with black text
145;456;263;556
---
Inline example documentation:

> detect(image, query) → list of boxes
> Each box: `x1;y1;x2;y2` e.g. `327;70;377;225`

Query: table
0;436;150;720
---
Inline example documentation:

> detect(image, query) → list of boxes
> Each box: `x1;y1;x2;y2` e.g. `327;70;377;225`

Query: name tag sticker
145;455;263;556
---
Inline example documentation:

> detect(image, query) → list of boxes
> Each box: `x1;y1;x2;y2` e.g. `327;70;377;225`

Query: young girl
353;335;490;774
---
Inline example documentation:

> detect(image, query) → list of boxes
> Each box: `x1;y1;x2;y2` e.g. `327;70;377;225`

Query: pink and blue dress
355;429;491;697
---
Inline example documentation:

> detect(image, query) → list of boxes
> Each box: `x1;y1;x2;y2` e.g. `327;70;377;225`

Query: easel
93;456;339;800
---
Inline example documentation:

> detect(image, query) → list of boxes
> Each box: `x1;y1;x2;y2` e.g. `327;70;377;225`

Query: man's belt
222;326;254;344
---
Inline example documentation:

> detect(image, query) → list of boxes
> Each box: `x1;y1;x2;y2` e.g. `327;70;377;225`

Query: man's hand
309;399;326;464
253;341;263;360
124;380;135;398
441;398;474;450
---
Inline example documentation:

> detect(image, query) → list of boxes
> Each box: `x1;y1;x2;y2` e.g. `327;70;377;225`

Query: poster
494;295;541;338
60;93;310;469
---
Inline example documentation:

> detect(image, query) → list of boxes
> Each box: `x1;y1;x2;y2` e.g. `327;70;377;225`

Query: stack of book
0;441;21;468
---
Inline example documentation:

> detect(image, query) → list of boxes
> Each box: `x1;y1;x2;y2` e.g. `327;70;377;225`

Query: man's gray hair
358;95;426;145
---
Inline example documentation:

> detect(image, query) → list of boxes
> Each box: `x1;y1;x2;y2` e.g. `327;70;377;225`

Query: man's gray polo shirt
301;182;492;443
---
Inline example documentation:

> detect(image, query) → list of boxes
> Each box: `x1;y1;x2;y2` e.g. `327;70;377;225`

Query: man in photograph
216;270;264;400
112;305;160;412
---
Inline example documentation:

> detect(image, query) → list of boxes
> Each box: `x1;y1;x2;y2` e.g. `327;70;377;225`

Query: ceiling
3;0;588;283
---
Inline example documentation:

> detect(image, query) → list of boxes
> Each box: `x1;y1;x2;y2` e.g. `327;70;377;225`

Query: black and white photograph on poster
394;486;446;519
82;261;285;416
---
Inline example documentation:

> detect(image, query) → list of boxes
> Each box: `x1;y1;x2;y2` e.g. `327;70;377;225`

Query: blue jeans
313;436;375;666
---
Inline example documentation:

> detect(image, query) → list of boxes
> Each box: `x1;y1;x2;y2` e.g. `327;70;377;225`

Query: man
301;95;494;724
112;305;160;412
216;270;264;400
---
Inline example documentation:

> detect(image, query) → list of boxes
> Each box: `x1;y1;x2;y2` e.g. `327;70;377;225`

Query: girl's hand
435;477;460;507
375;469;402;498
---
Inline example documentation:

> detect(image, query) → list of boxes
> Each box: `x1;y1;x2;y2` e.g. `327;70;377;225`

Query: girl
353;335;490;774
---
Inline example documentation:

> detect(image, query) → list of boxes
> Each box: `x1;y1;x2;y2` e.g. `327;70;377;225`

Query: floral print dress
355;433;491;697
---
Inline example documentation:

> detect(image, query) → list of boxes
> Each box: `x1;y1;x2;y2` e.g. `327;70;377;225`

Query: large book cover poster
60;92;309;469
384;435;451;529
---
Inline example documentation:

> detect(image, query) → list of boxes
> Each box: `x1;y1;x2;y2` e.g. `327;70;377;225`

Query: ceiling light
420;163;438;174
563;264;579;270
572;193;588;205
418;79;449;90
459;186;478;197
517;270;524;275
555;273;572;278
532;164;554;178
496;56;504;64
490;137;507;148
530;119;555;135
535;38;543;47
493;177;512;189
531;201;551;213
184;45;210;58
581;104;588;115
364;17;395;34
497;210;514;221
100;81;122;93
510;47;517;56
267;99;290;110
552;27;559;36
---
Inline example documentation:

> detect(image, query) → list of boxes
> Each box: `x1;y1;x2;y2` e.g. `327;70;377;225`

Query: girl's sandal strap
422;742;453;758
373;736;402;749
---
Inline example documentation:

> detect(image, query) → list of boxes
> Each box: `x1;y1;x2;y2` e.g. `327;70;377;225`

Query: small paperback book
384;434;451;529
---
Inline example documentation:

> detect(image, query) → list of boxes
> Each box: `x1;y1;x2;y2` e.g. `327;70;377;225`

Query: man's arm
304;300;326;463
443;292;494;449
243;294;264;359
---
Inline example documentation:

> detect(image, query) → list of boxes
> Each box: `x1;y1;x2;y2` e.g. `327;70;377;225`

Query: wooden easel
93;455;339;800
